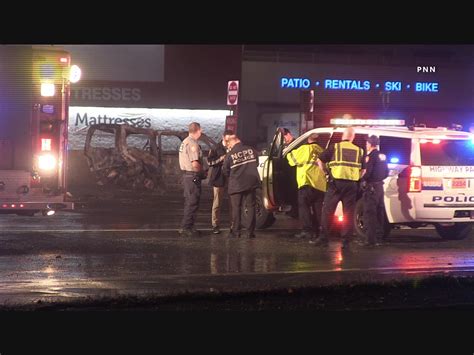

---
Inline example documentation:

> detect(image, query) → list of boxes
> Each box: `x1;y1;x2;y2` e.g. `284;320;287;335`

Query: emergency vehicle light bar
330;118;406;126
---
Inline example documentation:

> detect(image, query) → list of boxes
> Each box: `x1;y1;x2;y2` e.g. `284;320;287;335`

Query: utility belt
183;170;208;186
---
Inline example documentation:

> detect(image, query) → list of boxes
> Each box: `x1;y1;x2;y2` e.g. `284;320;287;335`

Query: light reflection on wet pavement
1;194;474;305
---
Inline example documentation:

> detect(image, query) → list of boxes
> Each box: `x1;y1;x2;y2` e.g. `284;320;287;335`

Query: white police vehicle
254;119;474;240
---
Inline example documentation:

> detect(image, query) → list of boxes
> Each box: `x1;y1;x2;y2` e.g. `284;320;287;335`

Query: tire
242;188;275;230
435;223;472;240
354;198;392;240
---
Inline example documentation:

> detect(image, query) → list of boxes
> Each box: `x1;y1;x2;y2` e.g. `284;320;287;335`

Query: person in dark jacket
360;135;389;247
207;130;234;234
223;135;260;239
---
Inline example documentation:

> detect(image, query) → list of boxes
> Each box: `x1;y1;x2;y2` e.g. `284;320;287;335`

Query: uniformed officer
178;122;206;237
286;133;327;239
223;135;260;239
360;135;389;247
312;127;366;249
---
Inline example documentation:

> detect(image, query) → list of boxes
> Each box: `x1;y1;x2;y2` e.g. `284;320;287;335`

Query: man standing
312;127;365;249
286;133;327;239
207;130;234;234
178;122;206;237
360;135;389;247
223;135;260;239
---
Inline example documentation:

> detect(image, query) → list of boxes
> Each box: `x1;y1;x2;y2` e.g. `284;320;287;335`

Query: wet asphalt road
2;189;474;308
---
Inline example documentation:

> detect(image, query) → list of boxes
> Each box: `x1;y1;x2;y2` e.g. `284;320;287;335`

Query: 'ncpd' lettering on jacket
223;142;260;195
230;149;256;167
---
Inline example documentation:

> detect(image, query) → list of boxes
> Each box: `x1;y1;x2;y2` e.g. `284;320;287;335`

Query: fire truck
0;45;81;216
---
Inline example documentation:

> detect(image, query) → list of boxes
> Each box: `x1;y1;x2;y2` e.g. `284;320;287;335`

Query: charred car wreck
84;124;216;191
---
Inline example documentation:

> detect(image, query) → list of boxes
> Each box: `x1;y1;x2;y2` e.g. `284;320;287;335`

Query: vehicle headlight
38;154;57;171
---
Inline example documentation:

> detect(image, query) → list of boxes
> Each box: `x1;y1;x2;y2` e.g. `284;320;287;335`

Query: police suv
255;119;474;240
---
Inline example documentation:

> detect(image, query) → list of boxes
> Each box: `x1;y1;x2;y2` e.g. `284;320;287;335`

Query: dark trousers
181;175;201;229
298;186;325;237
230;188;256;235
321;180;358;241
363;182;385;244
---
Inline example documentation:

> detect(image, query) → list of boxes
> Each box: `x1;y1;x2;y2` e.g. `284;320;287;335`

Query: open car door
262;128;298;211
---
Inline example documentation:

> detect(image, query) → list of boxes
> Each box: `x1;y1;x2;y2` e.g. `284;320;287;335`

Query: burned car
84;124;216;191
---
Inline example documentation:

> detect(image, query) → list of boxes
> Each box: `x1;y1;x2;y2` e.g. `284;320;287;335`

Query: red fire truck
0;45;81;216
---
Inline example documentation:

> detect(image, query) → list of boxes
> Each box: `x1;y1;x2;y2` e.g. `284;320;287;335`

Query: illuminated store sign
280;77;439;93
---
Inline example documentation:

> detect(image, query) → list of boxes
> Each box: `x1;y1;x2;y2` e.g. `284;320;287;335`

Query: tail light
41;138;52;151
409;166;422;192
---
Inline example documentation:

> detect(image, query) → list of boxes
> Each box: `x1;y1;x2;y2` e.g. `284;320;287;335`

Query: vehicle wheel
354;199;392;240
434;223;472;240
242;188;275;230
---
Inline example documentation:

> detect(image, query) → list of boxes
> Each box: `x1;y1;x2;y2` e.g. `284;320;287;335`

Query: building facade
238;45;474;149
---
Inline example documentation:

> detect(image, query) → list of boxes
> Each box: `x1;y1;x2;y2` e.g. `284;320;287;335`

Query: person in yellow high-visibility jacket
312;127;366;249
287;133;327;239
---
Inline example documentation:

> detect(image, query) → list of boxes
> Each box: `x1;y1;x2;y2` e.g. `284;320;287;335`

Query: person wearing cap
312;127;366;249
360;135;389;247
286;133;327;239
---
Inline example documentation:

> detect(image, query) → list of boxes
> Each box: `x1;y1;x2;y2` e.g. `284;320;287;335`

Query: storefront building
238;45;474;149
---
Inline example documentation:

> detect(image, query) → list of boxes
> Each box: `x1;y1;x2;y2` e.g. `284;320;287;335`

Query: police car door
262;128;297;210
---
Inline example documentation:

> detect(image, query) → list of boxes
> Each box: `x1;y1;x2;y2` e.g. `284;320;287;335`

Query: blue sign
415;82;439;92
280;77;311;89
324;79;370;91
384;81;402;92
279;77;439;93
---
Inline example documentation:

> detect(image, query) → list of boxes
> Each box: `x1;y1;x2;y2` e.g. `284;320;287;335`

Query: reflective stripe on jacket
327;141;363;181
287;143;327;192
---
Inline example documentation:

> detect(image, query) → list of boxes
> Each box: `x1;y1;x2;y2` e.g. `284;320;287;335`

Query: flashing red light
59;57;68;63
337;215;344;222
11;204;16;208
2;204;7;208
20;204;25;208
